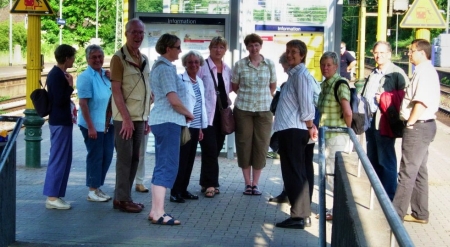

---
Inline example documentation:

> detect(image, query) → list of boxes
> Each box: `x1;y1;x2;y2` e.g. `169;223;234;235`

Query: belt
416;119;435;123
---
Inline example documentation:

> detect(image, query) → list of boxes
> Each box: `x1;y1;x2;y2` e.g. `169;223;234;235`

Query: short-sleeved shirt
318;73;351;139
400;60;440;121
77;66;112;132
340;51;355;80
232;56;277;112
149;56;188;126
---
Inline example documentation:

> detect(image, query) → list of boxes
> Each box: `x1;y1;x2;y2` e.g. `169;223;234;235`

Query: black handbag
270;83;285;115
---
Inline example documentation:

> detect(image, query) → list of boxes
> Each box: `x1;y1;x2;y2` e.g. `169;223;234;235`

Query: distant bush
0;21;27;52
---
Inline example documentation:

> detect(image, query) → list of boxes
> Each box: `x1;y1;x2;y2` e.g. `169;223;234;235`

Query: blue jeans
151;122;181;188
366;118;397;200
80;125;114;188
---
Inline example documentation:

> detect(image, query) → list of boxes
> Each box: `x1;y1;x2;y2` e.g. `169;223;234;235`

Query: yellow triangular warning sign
400;0;446;28
10;0;54;15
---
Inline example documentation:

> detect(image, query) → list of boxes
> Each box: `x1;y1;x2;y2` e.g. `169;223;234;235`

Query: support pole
23;15;44;168
356;0;367;91
377;0;388;41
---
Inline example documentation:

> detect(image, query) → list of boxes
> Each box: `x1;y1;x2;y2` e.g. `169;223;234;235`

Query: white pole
395;13;398;57
96;0;99;39
59;0;62;45
9;0;12;66
447;0;449;34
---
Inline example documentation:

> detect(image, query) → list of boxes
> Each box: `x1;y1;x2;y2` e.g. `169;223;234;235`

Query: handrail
318;126;414;247
0;116;23;172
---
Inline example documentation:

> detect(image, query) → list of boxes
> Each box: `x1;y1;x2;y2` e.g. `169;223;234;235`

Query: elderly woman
273;40;317;229
148;34;194;225
317;51;352;221
77;44;114;202
170;50;208;203
43;44;76;210
197;36;233;198
232;33;276;196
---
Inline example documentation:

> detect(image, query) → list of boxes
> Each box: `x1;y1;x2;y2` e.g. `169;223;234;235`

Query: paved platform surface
9;123;333;247
6;119;450;247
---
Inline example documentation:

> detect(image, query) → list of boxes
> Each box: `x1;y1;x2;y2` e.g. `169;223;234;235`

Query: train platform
5;118;450;246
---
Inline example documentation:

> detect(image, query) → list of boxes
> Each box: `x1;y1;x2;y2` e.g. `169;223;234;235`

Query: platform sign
254;24;325;83
10;0;54;15
400;0;446;28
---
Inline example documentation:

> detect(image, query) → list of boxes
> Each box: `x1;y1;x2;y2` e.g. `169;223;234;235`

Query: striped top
273;63;315;132
190;82;202;128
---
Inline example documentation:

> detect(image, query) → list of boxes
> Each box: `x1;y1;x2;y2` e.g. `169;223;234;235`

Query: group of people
42;17;439;228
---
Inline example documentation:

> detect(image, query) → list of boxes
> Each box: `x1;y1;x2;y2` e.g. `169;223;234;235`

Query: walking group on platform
42;18;439;229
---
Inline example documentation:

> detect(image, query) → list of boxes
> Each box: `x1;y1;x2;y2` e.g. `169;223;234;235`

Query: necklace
188;75;197;83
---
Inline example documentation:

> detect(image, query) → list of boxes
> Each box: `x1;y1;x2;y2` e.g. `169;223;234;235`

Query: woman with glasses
317;51;352;221
148;33;194;225
77;44;114;203
197;36;233;198
232;33;276;196
170;51;208;203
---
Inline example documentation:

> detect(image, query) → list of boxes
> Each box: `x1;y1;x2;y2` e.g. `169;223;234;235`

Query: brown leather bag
206;60;235;135
220;106;235;135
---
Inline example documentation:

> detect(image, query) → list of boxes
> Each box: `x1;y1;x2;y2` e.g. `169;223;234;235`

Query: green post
355;79;365;94
23;109;45;168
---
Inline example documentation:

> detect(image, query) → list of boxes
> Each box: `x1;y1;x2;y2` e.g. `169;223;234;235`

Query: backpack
30;80;51;117
334;80;370;135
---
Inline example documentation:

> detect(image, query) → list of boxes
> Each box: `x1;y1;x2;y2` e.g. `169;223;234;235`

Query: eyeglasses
340;47;345;49
129;31;144;36
408;49;420;53
89;55;104;60
187;61;200;65
373;52;388;56
171;46;181;50
286;50;300;55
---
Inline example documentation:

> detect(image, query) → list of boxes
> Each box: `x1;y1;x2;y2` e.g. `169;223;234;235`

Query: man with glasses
339;42;356;81
109;18;151;213
362;41;409;201
393;39;439;224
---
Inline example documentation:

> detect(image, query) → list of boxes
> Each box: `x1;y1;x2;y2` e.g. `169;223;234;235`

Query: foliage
442;77;450;86
0;0;7;8
343;0;449;57
0;96;10;102
136;0;163;12
0;21;27;52
41;0;118;54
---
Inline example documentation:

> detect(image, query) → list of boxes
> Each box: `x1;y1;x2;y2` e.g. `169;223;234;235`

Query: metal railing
0;116;23;247
318;126;414;247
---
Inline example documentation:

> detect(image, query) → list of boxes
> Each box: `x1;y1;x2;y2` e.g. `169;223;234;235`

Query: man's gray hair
85;44;104;61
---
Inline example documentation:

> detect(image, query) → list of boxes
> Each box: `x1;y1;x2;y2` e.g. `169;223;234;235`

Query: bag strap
206;60;224;110
334;79;349;103
39;80;47;89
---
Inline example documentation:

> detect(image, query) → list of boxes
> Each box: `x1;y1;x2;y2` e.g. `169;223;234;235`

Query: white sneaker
97;189;111;200
46;198;71;210
87;190;108;202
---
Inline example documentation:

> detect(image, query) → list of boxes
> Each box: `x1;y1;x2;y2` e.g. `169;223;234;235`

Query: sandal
204;188;215;198
202;187;220;194
151;213;180;225
243;185;252;195
252;185;262;195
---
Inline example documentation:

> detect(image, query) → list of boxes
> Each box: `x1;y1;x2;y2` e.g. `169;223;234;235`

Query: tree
41;0;118;54
0;21;27;51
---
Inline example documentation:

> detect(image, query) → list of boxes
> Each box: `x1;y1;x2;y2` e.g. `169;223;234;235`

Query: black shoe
276;217;305;229
181;191;199;200
305;217;311;227
269;191;288;203
170;194;185;203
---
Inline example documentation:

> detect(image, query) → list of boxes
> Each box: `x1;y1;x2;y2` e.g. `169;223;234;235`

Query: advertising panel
139;16;226;72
